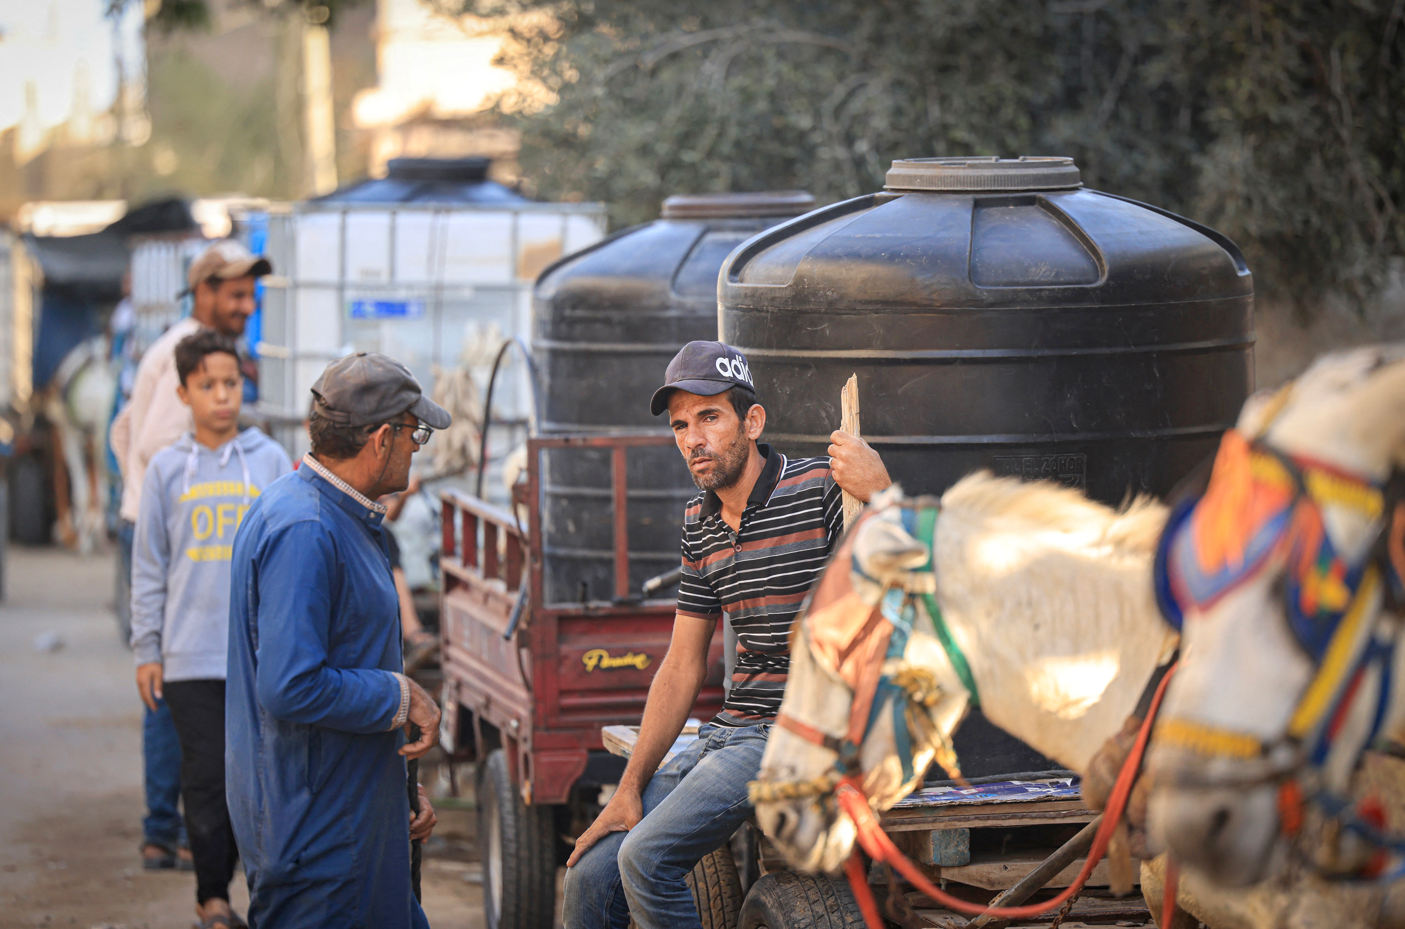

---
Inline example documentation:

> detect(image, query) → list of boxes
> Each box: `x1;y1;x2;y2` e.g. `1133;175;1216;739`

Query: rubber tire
686;844;745;929
738;871;867;929
479;749;557;929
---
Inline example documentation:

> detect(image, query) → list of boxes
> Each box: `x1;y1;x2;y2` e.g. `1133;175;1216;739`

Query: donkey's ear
871;484;905;509
855;518;929;577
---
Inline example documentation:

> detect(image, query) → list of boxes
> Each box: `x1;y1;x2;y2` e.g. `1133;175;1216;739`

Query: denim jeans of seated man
561;724;769;929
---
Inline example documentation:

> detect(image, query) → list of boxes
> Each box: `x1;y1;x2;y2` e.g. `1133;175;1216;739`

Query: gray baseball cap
650;341;756;416
311;352;452;429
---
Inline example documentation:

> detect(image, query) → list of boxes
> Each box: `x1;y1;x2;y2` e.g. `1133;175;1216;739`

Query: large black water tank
719;156;1254;776
720;157;1254;505
535;191;817;604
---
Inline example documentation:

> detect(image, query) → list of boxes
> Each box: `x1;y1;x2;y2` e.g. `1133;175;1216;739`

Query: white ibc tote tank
256;157;606;457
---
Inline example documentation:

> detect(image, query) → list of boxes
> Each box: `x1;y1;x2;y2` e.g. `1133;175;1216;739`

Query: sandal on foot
141;842;175;871
176;846;195;872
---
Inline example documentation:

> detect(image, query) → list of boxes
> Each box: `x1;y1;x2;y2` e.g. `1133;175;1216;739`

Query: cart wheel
10;455;46;546
479;749;557;929
625;844;746;929
686;844;745;929
738;871;866;929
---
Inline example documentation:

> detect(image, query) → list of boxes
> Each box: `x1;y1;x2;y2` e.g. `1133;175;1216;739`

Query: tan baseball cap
186;239;273;291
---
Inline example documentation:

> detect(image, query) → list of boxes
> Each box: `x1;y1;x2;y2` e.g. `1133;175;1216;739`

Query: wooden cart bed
600;725;1155;928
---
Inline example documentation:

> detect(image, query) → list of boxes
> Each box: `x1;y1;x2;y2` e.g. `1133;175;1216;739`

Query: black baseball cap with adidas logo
650;341;756;416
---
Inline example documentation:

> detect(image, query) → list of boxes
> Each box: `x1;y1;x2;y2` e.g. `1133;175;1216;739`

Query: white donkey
1149;346;1405;895
750;347;1405;928
43;336;117;553
751;474;1189;915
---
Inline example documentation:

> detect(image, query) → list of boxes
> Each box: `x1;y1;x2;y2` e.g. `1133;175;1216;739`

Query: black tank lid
661;190;816;220
884;156;1082;192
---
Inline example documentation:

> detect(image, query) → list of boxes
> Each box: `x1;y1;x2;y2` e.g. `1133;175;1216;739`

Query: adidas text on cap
650;341;755;416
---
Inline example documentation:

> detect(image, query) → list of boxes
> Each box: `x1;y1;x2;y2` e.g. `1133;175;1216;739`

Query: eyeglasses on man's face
386;421;433;446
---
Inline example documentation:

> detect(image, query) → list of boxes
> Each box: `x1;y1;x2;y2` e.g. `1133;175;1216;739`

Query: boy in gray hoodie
131;330;291;928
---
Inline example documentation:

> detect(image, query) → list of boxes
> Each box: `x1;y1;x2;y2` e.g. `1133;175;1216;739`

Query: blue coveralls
226;464;428;929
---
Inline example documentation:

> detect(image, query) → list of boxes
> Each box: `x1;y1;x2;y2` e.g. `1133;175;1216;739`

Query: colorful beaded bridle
1154;425;1405;879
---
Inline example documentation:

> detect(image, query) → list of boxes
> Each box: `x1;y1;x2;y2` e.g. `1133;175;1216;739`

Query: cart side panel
440;433;728;807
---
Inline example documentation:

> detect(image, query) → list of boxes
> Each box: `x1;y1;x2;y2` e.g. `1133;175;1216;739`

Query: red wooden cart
439;431;726;929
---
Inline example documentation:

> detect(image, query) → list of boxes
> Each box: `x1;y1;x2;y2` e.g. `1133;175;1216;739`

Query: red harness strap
776;604;894;760
835;664;1177;925
776;713;843;753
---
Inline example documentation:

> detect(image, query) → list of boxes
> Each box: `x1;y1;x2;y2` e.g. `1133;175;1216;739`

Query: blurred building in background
352;0;525;184
0;0;147;216
0;0;545;219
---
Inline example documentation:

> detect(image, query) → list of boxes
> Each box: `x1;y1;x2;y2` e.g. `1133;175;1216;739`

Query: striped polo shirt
677;443;844;727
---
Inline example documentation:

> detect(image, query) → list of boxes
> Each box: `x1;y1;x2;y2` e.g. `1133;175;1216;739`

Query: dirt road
0;546;484;929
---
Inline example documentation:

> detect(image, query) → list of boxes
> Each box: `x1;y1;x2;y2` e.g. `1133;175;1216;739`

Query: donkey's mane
1239;342;1405;435
941;471;1168;556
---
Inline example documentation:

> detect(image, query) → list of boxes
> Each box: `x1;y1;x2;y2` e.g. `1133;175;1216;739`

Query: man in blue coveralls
227;352;449;928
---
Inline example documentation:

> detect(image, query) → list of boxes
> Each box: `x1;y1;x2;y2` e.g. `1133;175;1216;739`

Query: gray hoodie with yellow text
130;429;292;680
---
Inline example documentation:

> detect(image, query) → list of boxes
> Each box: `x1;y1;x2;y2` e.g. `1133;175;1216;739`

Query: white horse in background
750;347;1405;928
1149;346;1405;894
43;336;117;554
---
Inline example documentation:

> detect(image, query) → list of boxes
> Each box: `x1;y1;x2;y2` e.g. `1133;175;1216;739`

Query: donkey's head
1149;345;1405;887
752;491;974;872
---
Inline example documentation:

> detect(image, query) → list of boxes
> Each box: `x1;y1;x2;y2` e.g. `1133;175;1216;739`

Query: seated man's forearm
618;653;708;795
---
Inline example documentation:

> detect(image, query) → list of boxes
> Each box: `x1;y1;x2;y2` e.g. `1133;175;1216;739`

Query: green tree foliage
475;0;1405;304
139;49;297;199
115;0;363;33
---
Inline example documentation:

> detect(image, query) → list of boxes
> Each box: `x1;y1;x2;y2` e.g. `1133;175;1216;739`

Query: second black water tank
534;191;816;604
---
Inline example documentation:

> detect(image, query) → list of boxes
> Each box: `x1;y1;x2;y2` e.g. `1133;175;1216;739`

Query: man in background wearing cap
108;238;271;872
564;341;891;929
225;352;449;928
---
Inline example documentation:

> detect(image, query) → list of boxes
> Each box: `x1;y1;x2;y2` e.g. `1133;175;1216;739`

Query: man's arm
109;405;132;478
118;346;161;483
130;463;170;710
829;430;891;502
566;612;715;867
132;361;192;484
253;522;435;741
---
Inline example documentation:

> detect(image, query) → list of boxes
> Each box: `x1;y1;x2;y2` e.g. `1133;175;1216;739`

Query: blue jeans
129;522;185;853
562;724;767;929
124;517;186;850
143;698;186;849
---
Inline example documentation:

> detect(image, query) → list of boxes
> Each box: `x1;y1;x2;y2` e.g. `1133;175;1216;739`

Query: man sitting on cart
563;341;892;929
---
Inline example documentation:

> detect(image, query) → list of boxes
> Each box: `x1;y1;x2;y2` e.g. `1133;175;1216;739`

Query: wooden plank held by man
842;374;863;529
